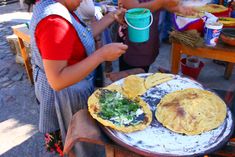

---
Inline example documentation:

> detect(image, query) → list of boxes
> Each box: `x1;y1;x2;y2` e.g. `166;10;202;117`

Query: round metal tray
102;74;234;156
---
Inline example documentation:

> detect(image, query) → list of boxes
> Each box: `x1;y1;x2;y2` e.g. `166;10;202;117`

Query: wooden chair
63;109;142;157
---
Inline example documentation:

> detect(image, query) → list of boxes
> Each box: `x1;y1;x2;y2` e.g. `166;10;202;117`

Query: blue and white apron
30;0;95;134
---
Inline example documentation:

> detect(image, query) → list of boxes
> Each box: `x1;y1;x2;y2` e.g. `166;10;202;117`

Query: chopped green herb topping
98;89;144;126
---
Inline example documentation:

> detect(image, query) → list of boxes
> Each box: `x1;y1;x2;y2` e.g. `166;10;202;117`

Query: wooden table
12;24;33;84
171;41;235;79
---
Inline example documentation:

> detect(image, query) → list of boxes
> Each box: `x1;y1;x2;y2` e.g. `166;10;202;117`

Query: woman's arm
166;5;197;16
120;0;196;16
91;12;116;37
43;43;127;91
119;0;179;12
119;0;163;11
91;8;126;37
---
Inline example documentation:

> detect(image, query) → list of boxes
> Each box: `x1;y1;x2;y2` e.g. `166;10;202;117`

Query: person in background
76;0;96;23
158;10;172;43
229;0;235;9
76;0;107;86
118;0;197;72
29;0;127;156
77;0;114;77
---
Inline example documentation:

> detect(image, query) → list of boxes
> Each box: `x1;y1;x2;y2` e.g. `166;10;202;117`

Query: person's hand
160;0;198;16
110;8;127;26
97;43;128;62
171;5;198;16
161;0;180;10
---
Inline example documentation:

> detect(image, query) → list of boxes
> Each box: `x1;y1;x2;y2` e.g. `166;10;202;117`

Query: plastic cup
204;22;223;47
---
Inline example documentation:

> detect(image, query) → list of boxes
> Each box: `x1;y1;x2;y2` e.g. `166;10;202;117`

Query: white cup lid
205;22;223;29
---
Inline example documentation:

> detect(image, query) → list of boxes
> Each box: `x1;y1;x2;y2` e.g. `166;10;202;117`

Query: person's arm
119;0;179;12
91;12;116;37
166;5;197;16
43;43;127;91
119;0;162;11
91;8;126;37
36;16;128;91
120;0;197;16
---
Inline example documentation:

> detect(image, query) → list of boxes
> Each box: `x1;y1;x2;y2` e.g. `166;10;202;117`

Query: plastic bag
173;12;217;33
173;14;206;32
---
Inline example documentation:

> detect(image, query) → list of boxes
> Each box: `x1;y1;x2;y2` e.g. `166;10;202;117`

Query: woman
118;0;197;72
29;0;127;156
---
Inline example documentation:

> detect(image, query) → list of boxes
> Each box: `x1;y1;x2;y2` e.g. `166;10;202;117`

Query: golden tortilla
176;12;205;18
88;84;152;133
219;17;235;27
145;73;173;89
122;75;147;98
177;4;227;18
156;88;227;135
104;83;123;93
195;4;227;13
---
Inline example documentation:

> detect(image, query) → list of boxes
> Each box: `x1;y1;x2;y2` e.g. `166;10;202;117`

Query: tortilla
88;84;152;133
176;12;205;18
104;83;123;93
122;75;147;98
177;4;227;18
145;73;173;89
156;88;227;135
195;4;227;13
219;17;235;27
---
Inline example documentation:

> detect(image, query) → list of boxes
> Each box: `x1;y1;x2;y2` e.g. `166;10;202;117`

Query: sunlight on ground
0;12;32;23
0;118;37;155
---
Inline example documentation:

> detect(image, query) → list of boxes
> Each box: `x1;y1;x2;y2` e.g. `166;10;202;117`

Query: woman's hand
170;5;198;16
92;8;126;37
96;43;128;62
161;0;180;10
160;0;198;16
109;8;127;25
43;43;127;91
